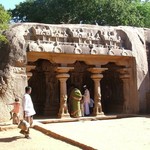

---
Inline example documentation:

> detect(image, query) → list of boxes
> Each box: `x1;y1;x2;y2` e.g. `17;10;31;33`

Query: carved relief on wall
67;61;94;95
24;25;132;56
28;59;59;115
101;63;124;113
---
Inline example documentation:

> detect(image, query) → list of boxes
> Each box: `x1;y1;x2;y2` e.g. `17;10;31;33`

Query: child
7;98;20;124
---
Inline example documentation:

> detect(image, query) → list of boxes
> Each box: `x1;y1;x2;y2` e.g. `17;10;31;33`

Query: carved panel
23;25;133;56
28;59;59;116
67;61;94;95
101;63;124;113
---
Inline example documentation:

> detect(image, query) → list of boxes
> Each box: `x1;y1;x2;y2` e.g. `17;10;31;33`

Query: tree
95;0;145;27
10;0;99;24
0;4;11;42
10;0;150;27
135;1;150;28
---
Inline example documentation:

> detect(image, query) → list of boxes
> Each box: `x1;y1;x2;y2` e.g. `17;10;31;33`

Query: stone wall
145;28;150;113
122;27;150;113
0;23;150;122
0;25;27;122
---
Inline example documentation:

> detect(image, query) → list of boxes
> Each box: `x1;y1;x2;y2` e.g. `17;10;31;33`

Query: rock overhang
7;23;134;59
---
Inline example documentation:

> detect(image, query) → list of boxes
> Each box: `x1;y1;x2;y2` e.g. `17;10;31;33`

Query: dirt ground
0;128;81;150
38;116;150;150
0;116;150;150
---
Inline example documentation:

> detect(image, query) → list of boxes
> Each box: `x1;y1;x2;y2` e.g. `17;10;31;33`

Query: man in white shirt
21;86;36;139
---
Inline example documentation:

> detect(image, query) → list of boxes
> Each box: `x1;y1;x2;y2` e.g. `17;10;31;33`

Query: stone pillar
55;67;74;118
26;65;36;81
120;69;130;113
43;72;50;115
88;68;107;116
26;72;33;81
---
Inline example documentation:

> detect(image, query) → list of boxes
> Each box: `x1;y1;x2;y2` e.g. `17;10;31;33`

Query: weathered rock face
0;24;27;122
144;28;150;113
0;23;149;122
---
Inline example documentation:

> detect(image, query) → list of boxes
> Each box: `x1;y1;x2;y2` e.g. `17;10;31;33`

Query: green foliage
11;0;98;24
10;0;150;28
96;0;143;26
0;4;11;42
135;1;150;28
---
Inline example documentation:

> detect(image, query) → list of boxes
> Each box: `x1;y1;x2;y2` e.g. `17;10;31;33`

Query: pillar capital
120;74;130;80
119;69;131;81
88;67;107;116
26;65;36;72
91;74;103;80
26;65;36;81
88;67;108;74
56;73;70;80
119;68;131;78
27;72;33;80
55;67;74;73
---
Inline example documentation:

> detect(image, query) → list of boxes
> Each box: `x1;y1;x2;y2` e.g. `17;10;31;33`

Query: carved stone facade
24;24;132;57
0;23;150;122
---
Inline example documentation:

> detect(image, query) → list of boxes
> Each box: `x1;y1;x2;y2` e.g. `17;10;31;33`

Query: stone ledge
0;114;140;131
38;114;137;124
34;123;96;150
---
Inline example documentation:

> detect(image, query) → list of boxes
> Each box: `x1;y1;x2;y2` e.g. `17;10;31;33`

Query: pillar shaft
59;78;67;97
88;68;107;116
120;75;130;113
119;68;131;114
43;72;51;115
57;74;70;118
55;67;73;118
92;75;103;116
45;72;50;104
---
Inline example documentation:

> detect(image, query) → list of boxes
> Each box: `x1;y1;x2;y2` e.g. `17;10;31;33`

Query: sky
0;0;25;10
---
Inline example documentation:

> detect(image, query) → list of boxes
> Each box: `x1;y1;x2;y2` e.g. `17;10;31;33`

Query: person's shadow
0;136;24;142
0;123;12;126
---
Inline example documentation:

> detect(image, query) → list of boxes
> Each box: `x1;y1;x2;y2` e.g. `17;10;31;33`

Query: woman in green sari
69;87;82;118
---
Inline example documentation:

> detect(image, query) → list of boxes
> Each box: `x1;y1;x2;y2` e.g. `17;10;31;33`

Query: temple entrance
27;60;95;117
67;61;94;114
101;62;124;114
26;55;131;117
28;59;60;116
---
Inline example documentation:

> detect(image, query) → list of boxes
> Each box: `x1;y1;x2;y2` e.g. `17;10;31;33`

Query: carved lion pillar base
56;67;74;118
91;74;104;116
88;68;108;116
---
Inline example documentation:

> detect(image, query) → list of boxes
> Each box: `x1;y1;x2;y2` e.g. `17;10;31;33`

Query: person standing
89;98;94;114
21;86;36;139
69;85;82;118
83;85;90;116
